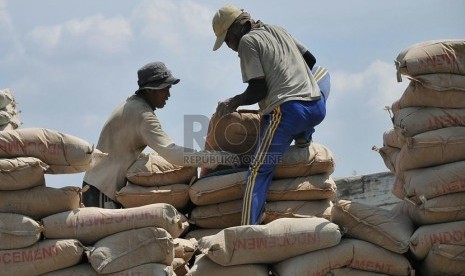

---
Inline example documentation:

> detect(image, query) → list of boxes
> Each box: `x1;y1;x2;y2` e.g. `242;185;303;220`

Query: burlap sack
271;238;414;276
409;73;465;91
42;203;188;245
0;186;81;220
190;200;242;229
0;123;15;131
0;239;83;276
174;238;198;263
204;110;261;162
88;227;174;274
331;200;414;254
396;127;465;173
394;160;465;204
187;254;269;276
126;152;197;186
274;143;335;178
418;243;465;276
409;219;465;260
327;268;394;276
116;182;190;210
0;88;14;109
199;217;341;266
393;107;465;138
0;110;11;125
377;145;400;174
395;39;465;81
43;263;175;276
0;213;43;250
0;128;106;174
267;174;336;201
263;199;333;224
392;75;465;112
382;128;404;149
392;193;465;225
185;228;223;241
0;157;48;190
189;171;247;206
173;257;189;276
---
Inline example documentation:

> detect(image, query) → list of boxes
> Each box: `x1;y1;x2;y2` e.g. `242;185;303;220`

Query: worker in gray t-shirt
211;5;327;225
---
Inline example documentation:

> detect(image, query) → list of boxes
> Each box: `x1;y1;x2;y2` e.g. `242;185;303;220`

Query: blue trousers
241;66;330;225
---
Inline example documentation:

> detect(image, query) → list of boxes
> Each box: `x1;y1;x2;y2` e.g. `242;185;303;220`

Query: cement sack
0;239;83;276
383;128;404;149
394;160;465;204
392;193;465;225
271;238;414;276
418;243;465;276
393;107;465;138
392;75;465;112
263;199;333;224
408;73;465;91
0;213;42;250
377;145;400;174
126;152;197;186
274;143;335;178
0;128;106;174
116;182;190;210
395;127;465;173
189;170;247;206
173;257;188;276
43;262;175;276
204;110;261;165
0;88;14;109
174;238;198;263
0;186;81;220
0;123;15;131
409;219;465;260
267;174;336;201
395;39;465;81
0;110;11;125
187;254;269;276
0;157;48;190
190;199;242;229
326;268;393;276
87;226;174;274
198;217;341;266
331;200;414;254
185;228;223;241
42;203;188;245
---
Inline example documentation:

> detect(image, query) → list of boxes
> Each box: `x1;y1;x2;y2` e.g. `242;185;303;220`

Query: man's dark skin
215;18;317;117
138;85;172;110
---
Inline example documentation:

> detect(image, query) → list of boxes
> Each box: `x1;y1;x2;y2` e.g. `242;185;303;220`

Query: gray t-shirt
238;24;321;115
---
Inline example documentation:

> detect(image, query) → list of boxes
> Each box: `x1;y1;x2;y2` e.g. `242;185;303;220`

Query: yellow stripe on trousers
313;66;328;83
241;106;282;225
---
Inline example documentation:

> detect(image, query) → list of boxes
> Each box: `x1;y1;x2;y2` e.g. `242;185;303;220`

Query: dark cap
135;62;180;93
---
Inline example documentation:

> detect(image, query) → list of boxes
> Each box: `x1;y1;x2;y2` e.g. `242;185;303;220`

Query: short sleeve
238;35;265;82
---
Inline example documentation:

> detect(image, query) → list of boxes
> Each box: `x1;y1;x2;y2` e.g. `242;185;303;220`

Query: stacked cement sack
186;109;336;235
40;203;193;275
116;152;197;212
0;88;21;131
188;217;342;275
377;39;465;275
0;127;108;275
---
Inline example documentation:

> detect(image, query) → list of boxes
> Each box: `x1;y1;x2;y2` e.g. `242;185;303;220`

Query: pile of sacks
0;88;21;131
187;65;336;236
377;39;465;275
116;152;196;212
0;126;198;275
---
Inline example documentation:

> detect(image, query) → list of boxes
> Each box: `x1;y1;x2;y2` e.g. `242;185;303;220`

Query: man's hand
215;98;237;117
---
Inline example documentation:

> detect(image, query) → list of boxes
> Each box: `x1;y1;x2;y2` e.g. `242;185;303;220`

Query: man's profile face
147;86;171;109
